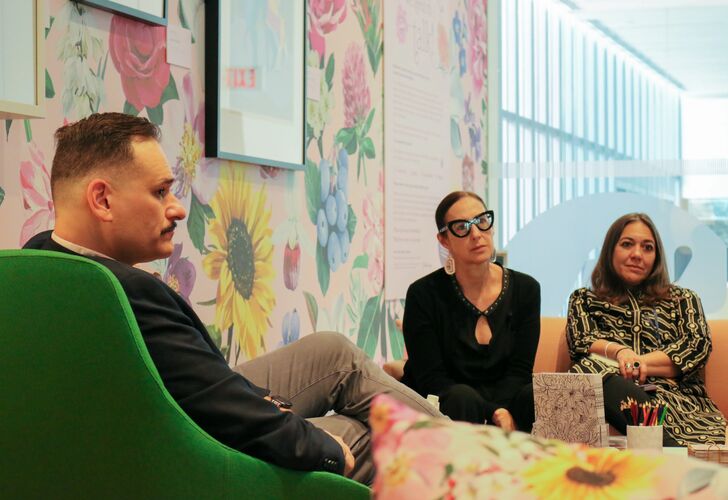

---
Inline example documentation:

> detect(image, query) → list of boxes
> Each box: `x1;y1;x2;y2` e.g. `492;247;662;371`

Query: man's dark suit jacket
24;231;344;474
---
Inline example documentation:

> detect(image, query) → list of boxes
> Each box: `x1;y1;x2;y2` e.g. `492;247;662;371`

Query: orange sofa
534;318;728;418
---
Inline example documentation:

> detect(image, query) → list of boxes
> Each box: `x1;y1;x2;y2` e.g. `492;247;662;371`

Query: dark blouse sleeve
662;288;712;376
506;276;541;379
402;278;457;396
500;274;540;397
566;288;601;360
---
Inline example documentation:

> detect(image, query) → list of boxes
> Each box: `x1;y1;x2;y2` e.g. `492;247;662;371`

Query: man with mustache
24;112;440;485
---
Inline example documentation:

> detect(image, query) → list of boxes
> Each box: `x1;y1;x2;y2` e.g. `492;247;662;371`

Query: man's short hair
51;112;161;196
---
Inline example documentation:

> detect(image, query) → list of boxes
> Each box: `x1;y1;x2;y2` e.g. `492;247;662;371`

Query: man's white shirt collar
51;232;115;261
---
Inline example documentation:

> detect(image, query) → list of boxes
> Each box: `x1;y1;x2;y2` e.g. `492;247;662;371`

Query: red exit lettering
225;68;257;89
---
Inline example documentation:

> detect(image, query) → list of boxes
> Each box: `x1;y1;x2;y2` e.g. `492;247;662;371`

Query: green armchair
0;250;370;499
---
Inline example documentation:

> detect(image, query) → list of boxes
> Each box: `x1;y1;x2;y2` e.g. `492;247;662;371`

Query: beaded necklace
448;265;510;317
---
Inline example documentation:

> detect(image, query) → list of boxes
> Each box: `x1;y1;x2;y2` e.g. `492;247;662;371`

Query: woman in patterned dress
567;212;726;445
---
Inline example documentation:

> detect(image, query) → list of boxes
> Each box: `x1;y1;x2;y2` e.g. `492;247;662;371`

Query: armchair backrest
0;250;368;499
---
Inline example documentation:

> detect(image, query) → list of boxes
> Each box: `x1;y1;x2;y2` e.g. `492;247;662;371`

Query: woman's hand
635;357;649;384
615;348;646;382
492;408;515;432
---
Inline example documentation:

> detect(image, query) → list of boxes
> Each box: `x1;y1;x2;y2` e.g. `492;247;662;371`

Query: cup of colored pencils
620;398;668;426
621;398;667;451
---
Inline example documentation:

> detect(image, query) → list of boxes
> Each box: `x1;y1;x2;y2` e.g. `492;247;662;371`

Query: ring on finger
625;362;632;369
633;361;641;369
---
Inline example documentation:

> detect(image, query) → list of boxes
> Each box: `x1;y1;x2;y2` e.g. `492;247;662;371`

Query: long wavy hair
591;213;671;305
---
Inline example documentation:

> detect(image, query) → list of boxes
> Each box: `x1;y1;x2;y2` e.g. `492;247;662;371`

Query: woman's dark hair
435;191;486;230
591;213;671;304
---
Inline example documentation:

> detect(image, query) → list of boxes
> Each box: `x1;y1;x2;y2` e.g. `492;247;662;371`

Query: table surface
608;435;687;455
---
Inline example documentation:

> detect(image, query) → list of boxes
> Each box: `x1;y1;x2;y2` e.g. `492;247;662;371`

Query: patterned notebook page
532;372;609;447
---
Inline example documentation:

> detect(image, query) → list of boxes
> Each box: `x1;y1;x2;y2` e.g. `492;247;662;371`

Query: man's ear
86;179;113;222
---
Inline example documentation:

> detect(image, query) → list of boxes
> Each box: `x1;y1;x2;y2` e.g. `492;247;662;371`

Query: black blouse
401;265;541;403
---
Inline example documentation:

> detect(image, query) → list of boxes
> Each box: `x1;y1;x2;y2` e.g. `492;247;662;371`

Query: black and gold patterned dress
567;286;726;445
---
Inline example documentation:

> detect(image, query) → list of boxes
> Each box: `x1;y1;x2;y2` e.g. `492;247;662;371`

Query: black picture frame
78;0;168;26
205;0;306;170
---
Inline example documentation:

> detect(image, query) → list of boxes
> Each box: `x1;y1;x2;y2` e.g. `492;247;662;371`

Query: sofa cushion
533;317;569;373
705;320;728;418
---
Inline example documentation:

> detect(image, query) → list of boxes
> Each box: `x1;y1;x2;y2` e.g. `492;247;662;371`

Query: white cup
627;425;663;451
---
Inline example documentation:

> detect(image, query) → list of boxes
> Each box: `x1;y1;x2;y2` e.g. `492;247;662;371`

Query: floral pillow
369;394;728;499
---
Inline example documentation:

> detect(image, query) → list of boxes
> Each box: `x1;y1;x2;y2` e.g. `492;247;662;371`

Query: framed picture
0;0;45;119
205;0;305;170
78;0;168;26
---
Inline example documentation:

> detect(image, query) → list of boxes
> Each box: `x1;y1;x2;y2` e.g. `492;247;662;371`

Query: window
499;0;682;247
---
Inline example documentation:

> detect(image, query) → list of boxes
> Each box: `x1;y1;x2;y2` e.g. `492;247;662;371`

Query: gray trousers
234;332;442;485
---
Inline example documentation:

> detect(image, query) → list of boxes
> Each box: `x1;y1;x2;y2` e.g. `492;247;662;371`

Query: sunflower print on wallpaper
203;166;275;361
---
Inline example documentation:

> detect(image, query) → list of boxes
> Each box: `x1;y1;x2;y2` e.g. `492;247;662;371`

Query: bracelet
604;341;615;358
614;346;630;359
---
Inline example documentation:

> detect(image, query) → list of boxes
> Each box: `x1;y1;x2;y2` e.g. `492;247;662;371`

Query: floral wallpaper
0;0;488;366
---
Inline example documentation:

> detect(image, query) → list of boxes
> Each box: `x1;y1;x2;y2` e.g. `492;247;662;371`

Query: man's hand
324;430;355;476
263;395;292;413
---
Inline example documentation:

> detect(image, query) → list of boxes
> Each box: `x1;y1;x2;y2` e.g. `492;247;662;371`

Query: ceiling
562;0;728;97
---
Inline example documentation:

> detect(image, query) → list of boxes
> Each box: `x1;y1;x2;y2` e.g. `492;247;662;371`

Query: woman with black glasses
401;191;540;430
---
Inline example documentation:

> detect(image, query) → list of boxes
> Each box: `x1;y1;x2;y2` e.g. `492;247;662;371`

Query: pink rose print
308;0;348;60
342;43;371;128
109;15;170;111
19;142;54;246
467;0;488;96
